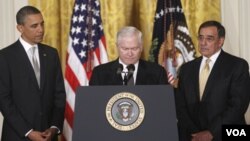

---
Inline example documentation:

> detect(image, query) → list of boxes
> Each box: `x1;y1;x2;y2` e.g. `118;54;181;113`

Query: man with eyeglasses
89;26;168;85
175;20;250;141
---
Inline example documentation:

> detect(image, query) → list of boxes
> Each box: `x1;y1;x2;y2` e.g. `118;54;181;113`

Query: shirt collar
19;37;38;52
202;49;221;63
118;59;139;72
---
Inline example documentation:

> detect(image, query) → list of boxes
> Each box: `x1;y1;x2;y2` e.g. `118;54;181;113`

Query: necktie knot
30;46;36;55
204;58;211;70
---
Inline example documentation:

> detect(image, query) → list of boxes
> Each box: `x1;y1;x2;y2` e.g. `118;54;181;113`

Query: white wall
0;0;27;49
222;0;250;64
0;0;28;139
221;0;250;124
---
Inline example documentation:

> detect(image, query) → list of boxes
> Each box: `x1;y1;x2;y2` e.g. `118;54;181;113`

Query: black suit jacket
0;40;66;141
89;59;168;85
175;50;250;141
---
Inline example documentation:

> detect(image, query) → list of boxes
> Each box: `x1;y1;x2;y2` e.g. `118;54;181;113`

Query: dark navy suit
0;40;66;141
89;59;168;85
175;50;250;141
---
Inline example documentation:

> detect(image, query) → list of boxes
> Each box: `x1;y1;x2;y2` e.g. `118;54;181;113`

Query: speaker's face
117;35;142;65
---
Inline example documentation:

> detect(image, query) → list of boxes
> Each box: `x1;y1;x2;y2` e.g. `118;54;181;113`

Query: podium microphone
116;64;127;85
127;64;135;80
116;64;123;75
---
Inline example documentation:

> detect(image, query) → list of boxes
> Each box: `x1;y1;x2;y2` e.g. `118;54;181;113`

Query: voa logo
226;129;246;136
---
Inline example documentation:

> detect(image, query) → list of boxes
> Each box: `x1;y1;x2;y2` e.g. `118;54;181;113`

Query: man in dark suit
175;20;250;141
89;26;168;85
0;6;66;141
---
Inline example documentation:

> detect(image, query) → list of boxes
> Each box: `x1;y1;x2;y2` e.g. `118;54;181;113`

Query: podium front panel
72;85;178;141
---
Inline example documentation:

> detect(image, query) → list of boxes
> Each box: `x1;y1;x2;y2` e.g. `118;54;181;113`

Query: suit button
39;112;43;116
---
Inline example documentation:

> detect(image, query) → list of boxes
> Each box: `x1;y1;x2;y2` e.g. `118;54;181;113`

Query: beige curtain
100;0;157;60
181;0;221;56
28;0;220;64
28;0;74;71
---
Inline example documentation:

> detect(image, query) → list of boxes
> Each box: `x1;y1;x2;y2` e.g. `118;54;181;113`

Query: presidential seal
106;92;145;131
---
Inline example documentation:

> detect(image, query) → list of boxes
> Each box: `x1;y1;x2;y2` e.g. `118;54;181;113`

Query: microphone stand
116;64;128;85
117;64;134;85
126;64;135;85
123;72;128;85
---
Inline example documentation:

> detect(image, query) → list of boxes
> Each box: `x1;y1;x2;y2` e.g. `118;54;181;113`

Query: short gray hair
116;26;143;46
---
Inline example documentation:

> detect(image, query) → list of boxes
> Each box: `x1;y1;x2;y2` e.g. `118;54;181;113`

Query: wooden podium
72;85;179;141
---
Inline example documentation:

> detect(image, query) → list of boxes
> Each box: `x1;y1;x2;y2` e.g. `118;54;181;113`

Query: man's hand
27;130;46;141
191;130;213;141
41;128;58;141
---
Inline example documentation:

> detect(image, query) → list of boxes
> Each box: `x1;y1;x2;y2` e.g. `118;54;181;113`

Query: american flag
62;0;108;140
149;0;195;87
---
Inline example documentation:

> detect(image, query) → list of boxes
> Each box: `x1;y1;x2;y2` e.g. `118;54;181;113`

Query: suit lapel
16;41;40;89
135;60;146;85
111;60;123;85
195;58;202;100
38;44;47;90
201;51;224;100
